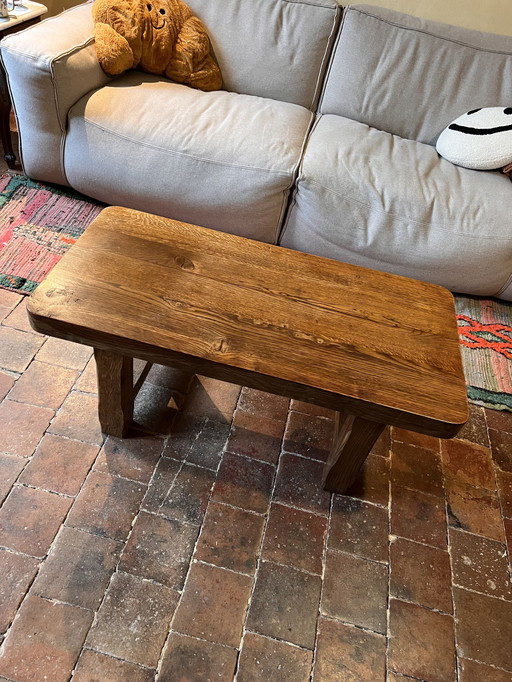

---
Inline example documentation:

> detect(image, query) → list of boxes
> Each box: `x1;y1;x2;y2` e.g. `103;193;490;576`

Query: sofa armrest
0;2;111;184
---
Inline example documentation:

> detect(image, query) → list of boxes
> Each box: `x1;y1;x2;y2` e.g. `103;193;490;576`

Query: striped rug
1;172;510;411
456;296;512;411
0;171;103;293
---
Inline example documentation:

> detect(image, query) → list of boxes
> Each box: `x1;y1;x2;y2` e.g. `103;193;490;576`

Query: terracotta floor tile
31;526;122;610
182;417;230;470
66;470;146;542
0;326;44;372
346;454;390;507
173;561;253;648
391;427;441;452
446;478;504;541
8;360;79;409
313;618;386;682
0;549;39;633
164;415;230;469
497;469;512;519
19;433;99;496
458;657;512;682
321;550;388;634
441;439;496;489
283;410;334;462
49;391;104;445
140;456;182;515
453;587;512;671
237;632;313;682
157;632;238;682
505;519;512;559
273;452;330;515
94;432;164;483
73;650;154;682
87;572;179;667
246;561;321;649
0;399;54;457
238;386;290;421
389;537;452;613
212;451;275;514
0;594;93;682
0;486;72;557
73;357;98;393
181;375;241;424
388;598;456;682
0;453;25;504
119;510;198;589
261;501;327;574
2;298;39;333
227;409;285;464
489;428;512;473
449;528;511;599
329;495;389;563
454;404;489;447
35;337;93;370
0;290;23;309
289;399;335;419
0;371;14;401
391;441;444;496
390;484;447;549
194;500;265;574
485;408;512;434
151;461;215;525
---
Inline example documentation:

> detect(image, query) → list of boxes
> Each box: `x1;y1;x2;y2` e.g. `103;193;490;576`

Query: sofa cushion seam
351;6;512;56
78;117;298;176
300;177;512;240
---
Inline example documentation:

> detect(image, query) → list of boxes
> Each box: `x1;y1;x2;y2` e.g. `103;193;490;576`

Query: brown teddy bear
92;0;222;91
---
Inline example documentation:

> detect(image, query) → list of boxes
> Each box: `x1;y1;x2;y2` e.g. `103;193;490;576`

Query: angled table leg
94;349;134;437
323;411;385;493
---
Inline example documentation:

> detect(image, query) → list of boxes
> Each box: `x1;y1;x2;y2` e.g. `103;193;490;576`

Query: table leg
0;62;16;169
323;412;385;493
94;349;134;437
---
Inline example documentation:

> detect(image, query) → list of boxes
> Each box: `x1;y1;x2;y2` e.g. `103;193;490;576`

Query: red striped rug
0;171;103;293
1;172;510;411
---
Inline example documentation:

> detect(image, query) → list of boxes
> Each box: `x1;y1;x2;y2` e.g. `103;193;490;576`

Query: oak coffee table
27;206;468;493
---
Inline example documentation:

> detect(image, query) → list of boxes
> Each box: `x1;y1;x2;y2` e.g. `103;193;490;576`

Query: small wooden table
0;1;48;168
27;206;468;493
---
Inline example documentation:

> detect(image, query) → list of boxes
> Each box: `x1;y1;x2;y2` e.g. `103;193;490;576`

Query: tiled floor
1;152;512;681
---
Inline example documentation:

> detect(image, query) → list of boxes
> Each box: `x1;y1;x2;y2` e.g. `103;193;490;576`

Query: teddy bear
92;0;222;91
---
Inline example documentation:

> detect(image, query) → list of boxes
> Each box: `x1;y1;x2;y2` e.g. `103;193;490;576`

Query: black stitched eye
159;7;165;13
505;107;512;115
467;108;481;115
146;3;151;10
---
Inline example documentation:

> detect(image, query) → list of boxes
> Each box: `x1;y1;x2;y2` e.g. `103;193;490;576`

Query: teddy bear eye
146;3;151;10
159;7;165;13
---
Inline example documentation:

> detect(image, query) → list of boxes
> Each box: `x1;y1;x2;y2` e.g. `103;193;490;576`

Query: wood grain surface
27;206;468;438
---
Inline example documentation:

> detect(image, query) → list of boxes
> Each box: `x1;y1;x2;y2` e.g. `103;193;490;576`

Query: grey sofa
2;1;512;299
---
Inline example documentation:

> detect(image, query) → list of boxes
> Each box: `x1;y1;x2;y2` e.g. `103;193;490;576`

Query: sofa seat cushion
64;71;313;243
280;115;512;299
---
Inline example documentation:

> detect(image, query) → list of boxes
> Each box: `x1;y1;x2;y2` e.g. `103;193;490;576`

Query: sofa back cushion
319;4;512;143
185;0;340;108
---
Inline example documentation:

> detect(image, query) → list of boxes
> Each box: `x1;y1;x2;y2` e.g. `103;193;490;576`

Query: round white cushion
436;106;512;169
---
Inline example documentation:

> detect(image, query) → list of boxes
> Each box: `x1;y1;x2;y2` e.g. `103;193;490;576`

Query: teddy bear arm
165;16;222;91
95;22;136;76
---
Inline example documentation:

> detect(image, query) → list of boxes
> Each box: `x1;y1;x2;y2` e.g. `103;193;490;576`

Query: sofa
2;0;512;300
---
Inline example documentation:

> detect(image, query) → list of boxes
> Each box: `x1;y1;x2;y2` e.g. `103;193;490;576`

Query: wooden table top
27;206;468;437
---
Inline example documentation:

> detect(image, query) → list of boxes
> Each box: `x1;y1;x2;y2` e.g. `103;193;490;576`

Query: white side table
0;1;48;168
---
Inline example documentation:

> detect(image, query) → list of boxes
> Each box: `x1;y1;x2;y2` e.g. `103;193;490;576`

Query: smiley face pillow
92;0;222;91
436;107;512;179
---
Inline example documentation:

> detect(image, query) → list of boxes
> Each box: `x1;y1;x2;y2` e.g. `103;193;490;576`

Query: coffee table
27;206;468;493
